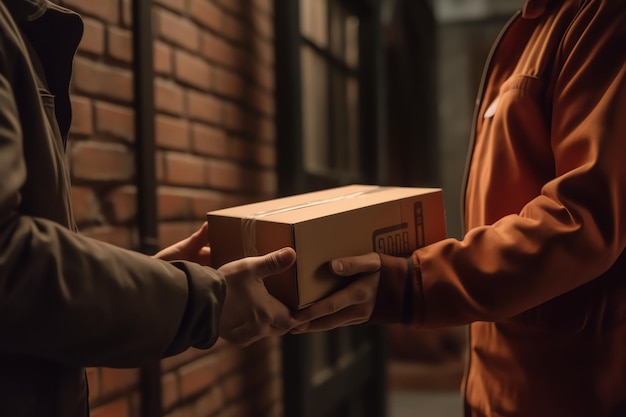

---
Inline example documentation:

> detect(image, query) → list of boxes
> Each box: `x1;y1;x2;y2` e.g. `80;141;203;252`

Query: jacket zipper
459;10;521;232
459;10;521;416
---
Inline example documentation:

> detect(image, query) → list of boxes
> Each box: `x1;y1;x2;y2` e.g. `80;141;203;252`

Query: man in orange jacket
295;1;626;415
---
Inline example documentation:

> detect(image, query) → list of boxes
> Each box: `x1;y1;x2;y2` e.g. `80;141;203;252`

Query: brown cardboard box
207;185;446;310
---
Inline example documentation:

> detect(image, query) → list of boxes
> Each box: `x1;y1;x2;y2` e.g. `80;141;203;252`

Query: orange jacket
375;0;626;415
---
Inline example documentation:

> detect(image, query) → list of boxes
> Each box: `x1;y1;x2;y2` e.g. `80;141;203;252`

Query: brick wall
58;0;283;416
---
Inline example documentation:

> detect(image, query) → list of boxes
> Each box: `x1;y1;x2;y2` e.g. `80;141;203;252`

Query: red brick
248;377;282;413
223;103;255;135
229;137;275;168
86;367;101;404
214;0;245;15
155;79;185;116
250;8;273;40
163;404;192;417
71;186;103;225
252;63;274;91
190;123;228;157
70;96;94;136
256;169;277;195
105;185;137;223
222;358;280;408
265;402;283;417
156;114;191;151
153;0;186;13
193;387;224;417
189;189;227;217
107;26;133;63
252;0;272;14
73;57;134;103
213;166;275;195
163;152;206;186
155;151;165;183
214;68;246;100
257;117;276;143
161;372;179;411
222;14;248;45
189;0;224;33
154;41;173;76
157;221;200;249
129;392;142;417
235;57;254;82
71;141;135;181
242;337;277;359
204;159;239;191
213;347;246;378
81;225;135;249
155;8;201;52
158;187;192;220
186;90;222;125
61;0;120;24
90;398;130;417
121;0;132;28
199;31;240;69
174;50;213;91
95;101;135;142
223;193;254;208
220;402;248;417
79;17;105;55
178;355;219;398
100;368;140;398
252;37;274;66
247;87;274;116
221;373;280;417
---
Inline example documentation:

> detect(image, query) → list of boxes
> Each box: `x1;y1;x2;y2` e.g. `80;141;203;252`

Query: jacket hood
2;0;47;21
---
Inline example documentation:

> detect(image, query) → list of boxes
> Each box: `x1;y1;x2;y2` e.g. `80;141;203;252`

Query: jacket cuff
164;262;226;356
370;254;415;324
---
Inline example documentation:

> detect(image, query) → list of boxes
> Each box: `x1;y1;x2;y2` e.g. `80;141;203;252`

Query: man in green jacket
0;1;297;415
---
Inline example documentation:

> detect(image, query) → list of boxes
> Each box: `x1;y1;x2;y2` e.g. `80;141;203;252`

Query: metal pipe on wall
132;0;162;416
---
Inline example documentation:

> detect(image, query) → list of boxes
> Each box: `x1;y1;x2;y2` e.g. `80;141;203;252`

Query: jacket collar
522;0;554;19
3;0;47;21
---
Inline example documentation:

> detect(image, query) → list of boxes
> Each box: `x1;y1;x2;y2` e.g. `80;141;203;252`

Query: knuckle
265;252;281;272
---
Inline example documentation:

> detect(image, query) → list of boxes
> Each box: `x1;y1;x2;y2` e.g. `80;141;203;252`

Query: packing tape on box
241;188;385;256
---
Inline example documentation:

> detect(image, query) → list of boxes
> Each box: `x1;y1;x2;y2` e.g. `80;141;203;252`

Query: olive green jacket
0;1;225;415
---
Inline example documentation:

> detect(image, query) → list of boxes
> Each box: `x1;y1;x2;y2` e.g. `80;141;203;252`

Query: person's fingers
226;310;294;346
292;272;379;324
256;247;297;278
330;253;381;276
268;299;298;331
226;323;263;347
219;247;296;279
189;221;209;247
291;304;371;333
195;246;212;266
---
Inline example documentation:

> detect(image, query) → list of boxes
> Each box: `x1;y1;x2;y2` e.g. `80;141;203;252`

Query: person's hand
153;222;212;266
292;253;381;333
218;247;298;346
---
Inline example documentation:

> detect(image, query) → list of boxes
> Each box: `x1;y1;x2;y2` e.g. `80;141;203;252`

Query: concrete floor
388;390;463;417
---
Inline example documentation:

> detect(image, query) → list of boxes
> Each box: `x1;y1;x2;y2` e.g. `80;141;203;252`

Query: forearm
0;215;225;367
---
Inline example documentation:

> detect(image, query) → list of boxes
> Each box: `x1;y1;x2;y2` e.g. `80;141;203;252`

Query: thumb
191;221;209;244
256;247;296;279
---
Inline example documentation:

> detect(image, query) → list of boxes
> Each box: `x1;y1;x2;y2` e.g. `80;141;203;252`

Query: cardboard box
207;185;446;310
